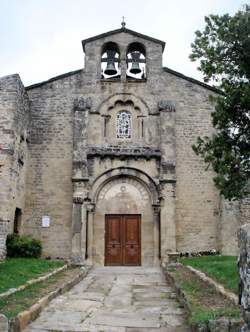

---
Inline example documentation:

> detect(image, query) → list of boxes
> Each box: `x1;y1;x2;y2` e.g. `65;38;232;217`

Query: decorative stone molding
161;162;176;173
91;166;160;204
73;97;92;112
87;145;161;159
73;197;84;204
158;100;176;112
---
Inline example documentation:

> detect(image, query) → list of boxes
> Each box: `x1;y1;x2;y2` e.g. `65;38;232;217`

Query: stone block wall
238;223;250;330
23;72;82;258
0;221;8;260
160;71;220;253
0;74;30;259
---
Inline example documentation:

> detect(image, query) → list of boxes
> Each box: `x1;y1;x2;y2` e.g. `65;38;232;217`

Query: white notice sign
42;216;50;227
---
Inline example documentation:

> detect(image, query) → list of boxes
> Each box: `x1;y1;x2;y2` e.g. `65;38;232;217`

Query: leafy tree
190;4;250;200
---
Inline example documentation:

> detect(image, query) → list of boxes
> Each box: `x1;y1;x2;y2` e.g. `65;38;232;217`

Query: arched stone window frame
116;110;132;139
98;94;152;144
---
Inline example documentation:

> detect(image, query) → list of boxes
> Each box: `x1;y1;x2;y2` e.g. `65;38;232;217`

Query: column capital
152;203;161;215
86;203;95;212
73;196;84;204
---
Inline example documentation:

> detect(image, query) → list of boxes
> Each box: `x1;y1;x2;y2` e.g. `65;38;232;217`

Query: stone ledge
7;266;90;332
186;265;238;306
0;264;68;299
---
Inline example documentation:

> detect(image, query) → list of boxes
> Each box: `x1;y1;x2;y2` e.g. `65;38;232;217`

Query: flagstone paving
24;267;191;332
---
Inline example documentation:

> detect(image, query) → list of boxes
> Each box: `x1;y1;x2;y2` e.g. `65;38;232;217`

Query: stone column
71;196;84;264
238;224;250;331
81;203;87;261
72;97;91;181
71;97;91;264
153;204;161;265
160;181;176;266
85;203;95;265
158;101;177;265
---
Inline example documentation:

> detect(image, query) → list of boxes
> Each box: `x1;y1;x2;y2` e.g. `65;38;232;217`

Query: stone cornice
87;146;162;159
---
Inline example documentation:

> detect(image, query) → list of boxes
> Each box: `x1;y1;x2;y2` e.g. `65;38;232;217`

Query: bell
104;62;117;75
104;50;118;76
130;52;142;74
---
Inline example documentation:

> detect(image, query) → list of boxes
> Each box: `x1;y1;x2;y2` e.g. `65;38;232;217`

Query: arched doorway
91;173;160;266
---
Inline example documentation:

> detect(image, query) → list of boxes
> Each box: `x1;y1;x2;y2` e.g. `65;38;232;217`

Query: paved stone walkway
24;267;191;332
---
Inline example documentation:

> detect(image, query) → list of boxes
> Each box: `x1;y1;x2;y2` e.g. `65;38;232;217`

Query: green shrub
6;234;42;258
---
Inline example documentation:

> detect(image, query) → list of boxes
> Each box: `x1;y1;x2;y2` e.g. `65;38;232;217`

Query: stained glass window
117;111;131;138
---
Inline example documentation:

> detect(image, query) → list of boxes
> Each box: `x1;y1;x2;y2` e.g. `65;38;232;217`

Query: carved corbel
158;100;176;112
74;97;92;112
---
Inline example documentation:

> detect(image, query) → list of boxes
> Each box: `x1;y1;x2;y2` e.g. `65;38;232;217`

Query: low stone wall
238;223;250;331
0;220;9;260
0;266;90;332
164;265;243;332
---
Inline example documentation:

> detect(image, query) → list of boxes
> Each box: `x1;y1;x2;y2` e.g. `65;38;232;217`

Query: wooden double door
105;214;141;266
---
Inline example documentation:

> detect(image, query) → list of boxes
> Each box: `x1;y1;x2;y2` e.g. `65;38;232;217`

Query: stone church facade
0;26;249;264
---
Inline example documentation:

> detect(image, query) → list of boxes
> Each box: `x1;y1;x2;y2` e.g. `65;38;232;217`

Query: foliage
6;233;42;258
190;5;250;200
0;258;64;294
180;255;238;294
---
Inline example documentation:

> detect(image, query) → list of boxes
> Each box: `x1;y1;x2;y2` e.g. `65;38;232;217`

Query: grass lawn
180;255;238;294
0;258;64;294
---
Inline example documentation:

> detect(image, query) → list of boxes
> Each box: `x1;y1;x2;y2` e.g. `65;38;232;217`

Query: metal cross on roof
121;16;126;28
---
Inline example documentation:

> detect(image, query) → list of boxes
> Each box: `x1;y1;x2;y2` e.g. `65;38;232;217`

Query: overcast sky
0;0;245;86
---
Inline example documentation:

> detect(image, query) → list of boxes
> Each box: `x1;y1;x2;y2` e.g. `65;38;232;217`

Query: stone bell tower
70;23;176;266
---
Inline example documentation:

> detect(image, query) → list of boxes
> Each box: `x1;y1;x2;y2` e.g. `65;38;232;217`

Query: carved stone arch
90;167;159;205
98;93;150;116
90;167;161;266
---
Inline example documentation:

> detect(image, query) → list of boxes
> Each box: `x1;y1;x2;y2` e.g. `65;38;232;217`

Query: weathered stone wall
23;72;82;258
159;71;220;253
219;199;240;255
238;223;250;330
0;74;30;259
219;194;250;255
240;195;250;225
0;221;8;260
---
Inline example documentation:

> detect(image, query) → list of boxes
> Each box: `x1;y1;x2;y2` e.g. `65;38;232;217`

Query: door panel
124;215;141;266
105;215;122;266
105;215;141;266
